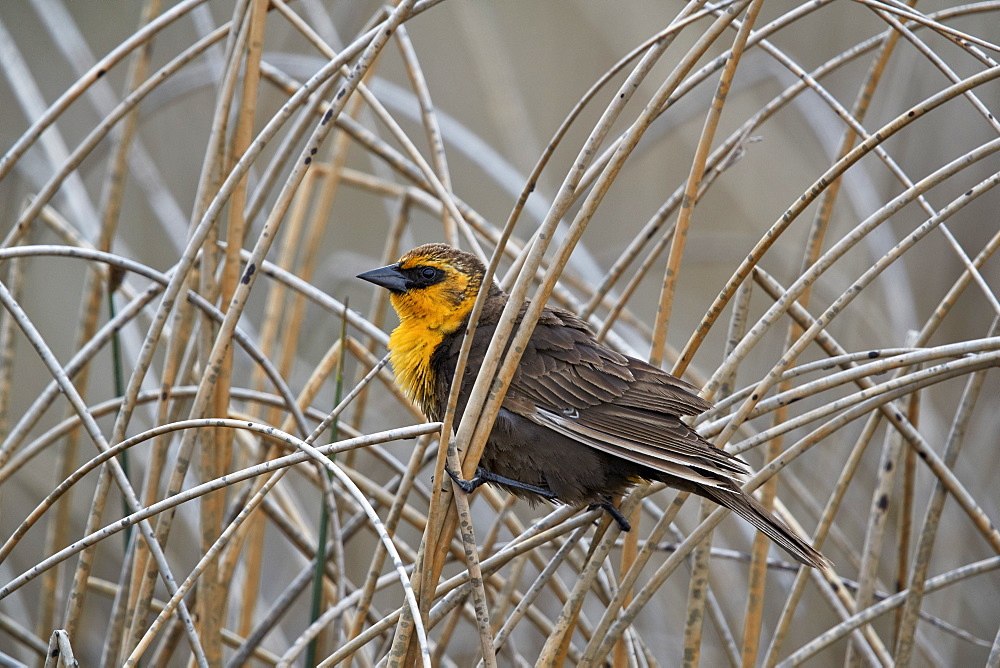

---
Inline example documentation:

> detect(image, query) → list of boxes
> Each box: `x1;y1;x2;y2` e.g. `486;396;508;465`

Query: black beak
357;263;408;293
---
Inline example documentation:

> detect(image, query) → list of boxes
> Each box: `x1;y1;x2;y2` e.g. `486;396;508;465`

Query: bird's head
357;244;492;333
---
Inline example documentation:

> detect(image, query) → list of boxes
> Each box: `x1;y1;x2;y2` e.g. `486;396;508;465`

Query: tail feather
700;484;831;570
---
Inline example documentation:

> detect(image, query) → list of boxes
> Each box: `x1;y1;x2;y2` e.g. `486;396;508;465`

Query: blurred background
1;1;998;665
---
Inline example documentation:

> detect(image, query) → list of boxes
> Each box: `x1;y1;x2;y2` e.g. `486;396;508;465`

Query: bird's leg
588;498;632;532
447;466;558;499
444;465;483;494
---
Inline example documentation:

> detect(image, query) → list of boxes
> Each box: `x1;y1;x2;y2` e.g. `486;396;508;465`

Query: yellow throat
386;262;478;416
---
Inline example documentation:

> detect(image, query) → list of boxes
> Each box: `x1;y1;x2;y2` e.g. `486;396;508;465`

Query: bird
357;243;828;569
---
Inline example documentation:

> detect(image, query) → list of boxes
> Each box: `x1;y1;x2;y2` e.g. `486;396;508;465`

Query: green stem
306;298;348;666
107;285;131;550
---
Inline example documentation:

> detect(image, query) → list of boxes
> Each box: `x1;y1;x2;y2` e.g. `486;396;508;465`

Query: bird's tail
699;483;831;570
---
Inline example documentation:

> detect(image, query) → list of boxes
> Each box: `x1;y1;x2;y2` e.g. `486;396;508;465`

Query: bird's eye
420;267;438;280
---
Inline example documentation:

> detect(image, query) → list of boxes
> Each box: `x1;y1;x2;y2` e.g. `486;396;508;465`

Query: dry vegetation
1;0;999;666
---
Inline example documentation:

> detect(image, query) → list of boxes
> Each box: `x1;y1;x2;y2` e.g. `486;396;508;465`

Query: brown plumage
358;243;829;569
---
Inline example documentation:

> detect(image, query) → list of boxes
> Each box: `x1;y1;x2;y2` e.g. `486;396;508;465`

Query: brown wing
435;300;828;569
502;306;748;486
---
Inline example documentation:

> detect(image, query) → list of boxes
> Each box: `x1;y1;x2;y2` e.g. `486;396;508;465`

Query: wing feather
532;407;746;478
567;405;748;474
530;408;731;489
504;306;743;485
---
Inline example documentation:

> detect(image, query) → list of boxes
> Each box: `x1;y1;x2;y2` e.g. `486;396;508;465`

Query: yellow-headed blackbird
358;243;828;568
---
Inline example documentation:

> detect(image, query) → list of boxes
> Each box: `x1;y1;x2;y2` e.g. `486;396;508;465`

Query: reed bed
0;1;998;665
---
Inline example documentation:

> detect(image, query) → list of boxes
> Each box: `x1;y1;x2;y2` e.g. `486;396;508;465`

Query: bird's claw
589;501;632;532
445;466;481;494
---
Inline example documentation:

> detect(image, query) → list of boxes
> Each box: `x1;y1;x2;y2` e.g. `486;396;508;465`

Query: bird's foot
447;466;559;500
445;465;483;494
589;501;631;532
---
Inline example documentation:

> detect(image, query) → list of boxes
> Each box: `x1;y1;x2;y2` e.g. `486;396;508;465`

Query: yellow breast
384;261;478;417
388;320;444;416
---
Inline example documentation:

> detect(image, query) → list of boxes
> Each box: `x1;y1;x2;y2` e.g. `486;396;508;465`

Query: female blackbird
358;243;827;568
